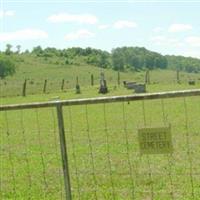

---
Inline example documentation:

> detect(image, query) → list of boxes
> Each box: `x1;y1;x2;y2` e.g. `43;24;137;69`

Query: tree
16;45;21;54
24;49;30;54
0;56;16;79
145;54;155;69
5;44;12;55
111;48;125;71
111;47;168;71
98;53;109;68
32;46;43;56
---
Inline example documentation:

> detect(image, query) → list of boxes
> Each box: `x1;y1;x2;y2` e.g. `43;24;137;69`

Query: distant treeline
30;46;200;73
2;45;200;73
166;55;200;73
30;46;168;71
111;47;167;71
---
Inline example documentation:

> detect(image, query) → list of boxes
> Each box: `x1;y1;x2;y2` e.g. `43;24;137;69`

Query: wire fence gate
1;89;200;200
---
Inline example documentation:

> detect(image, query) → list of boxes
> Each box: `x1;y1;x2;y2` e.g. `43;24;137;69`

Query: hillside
1;51;200;84
2;46;200;76
0;52;200;99
1;46;200;98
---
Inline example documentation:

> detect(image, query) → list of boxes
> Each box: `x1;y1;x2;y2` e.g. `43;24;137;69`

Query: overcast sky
0;0;200;58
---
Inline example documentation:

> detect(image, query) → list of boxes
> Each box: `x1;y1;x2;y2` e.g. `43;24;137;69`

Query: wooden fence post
76;76;80;94
61;79;65;91
177;70;180;84
91;74;94;86
145;70;150;84
43;79;47;93
56;104;72;200
22;79;27;97
117;71;120;86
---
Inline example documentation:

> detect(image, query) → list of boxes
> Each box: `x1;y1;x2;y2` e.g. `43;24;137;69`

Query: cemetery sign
138;126;173;154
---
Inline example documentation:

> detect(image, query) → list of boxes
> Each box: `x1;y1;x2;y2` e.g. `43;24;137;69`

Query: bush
0;56;16;79
65;59;69;65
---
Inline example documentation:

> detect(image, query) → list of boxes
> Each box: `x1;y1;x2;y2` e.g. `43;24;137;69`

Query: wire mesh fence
0;75;122;98
0;107;65;199
0;79;121;98
0;79;76;97
2;70;200;98
1;89;200;199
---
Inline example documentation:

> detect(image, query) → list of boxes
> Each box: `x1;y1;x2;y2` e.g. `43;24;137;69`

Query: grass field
1;53;200;98
1;88;200;200
1;56;200;199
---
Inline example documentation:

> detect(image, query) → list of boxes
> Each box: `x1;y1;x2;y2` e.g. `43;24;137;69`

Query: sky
0;0;200;58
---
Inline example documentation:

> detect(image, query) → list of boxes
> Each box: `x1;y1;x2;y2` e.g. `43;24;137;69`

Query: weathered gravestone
125;82;137;89
124;82;146;93
99;72;108;94
123;81;126;87
134;84;146;93
188;80;195;85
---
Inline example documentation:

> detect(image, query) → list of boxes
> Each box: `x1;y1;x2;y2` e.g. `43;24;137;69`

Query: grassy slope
5;54;136;83
1;53;200;100
6;54;200;83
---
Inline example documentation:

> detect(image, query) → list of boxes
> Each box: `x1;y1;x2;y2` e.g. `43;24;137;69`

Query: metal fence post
56;103;72;200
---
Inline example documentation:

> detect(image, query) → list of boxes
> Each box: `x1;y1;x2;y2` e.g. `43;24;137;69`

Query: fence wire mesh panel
1;90;200;199
61;97;200;200
0;108;64;199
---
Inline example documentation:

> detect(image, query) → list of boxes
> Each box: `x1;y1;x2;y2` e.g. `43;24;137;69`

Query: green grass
1;89;200;199
1;53;200;98
1;81;200;106
1;55;200;199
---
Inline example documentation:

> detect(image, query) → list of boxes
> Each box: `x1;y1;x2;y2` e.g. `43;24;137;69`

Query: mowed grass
1;81;200;106
1;56;200;199
1;89;200;199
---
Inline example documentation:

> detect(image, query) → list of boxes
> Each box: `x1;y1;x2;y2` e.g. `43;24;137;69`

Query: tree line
166;55;200;73
1;44;200;79
30;46;200;73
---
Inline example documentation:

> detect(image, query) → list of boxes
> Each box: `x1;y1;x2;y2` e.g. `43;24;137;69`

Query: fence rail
1;89;200;199
1;89;200;111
